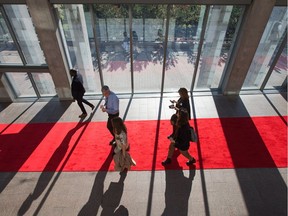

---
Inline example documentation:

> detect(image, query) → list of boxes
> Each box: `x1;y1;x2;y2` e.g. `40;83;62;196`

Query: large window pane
32;73;56;97
5;72;36;97
94;4;131;94
195;5;244;91
132;5;167;93
0;11;22;64
4;5;46;65
243;6;287;89
164;5;205;92
265;45;287;90
55;4;100;94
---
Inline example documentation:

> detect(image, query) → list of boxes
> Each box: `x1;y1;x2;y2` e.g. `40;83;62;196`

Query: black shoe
109;139;115;146
79;113;87;118
186;158;196;166
161;158;172;166
91;105;95;110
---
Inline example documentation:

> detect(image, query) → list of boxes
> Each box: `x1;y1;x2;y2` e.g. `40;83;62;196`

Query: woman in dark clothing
162;109;196;166
168;87;191;139
174;87;191;119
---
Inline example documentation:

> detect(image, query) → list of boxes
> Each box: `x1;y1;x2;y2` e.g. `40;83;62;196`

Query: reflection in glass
243;7;287;89
195;5;244;90
0;11;22;64
55;4;100;94
4;5;46;65
265;45;287;90
94;4;131;93
164;5;204;92
6;72;36;97
132;5;167;93
32;73;56;96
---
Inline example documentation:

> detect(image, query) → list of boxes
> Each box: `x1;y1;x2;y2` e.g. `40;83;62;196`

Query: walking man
70;69;94;118
100;85;119;145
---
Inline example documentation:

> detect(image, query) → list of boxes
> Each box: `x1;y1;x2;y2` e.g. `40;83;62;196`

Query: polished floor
0;92;287;216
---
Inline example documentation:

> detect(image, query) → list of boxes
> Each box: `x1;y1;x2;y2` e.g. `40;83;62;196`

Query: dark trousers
76;98;93;114
107;113;119;139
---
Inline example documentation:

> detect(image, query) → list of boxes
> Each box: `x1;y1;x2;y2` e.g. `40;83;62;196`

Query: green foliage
133;5;167;18
170;5;201;25
93;4;128;18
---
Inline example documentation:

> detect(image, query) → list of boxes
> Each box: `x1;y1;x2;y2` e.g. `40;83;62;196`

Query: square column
222;0;276;95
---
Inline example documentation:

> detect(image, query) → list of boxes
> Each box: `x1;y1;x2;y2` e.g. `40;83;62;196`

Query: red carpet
0;116;286;171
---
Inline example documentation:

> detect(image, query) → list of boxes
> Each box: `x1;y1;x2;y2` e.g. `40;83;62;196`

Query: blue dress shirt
105;91;119;114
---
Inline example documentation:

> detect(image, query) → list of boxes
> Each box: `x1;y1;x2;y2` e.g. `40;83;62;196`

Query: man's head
101;85;110;97
70;69;77;77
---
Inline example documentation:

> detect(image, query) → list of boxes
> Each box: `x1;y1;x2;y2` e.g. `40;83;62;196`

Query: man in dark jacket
70;69;94;118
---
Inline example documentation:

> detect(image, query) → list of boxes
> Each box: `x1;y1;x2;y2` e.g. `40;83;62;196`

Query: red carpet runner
0;116;286;171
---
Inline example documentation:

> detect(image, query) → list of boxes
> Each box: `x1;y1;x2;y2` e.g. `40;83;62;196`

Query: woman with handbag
162;109;196;166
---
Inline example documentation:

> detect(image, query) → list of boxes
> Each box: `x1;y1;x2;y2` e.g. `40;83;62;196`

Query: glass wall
0;4;51;99
54;4;254;95
3;5;46;65
55;4;245;94
94;4;132;94
164;5;205;92
55;4;101;94
243;6;287;90
132;5;167;93
5;73;37;97
0;10;22;64
32;73;56;97
194;5;244;91
265;44;287;90
4;72;56;98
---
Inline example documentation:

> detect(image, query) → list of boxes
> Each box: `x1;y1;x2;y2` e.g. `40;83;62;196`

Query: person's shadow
78;149;113;216
113;205;129;216
17;118;90;216
161;150;196;216
100;171;128;216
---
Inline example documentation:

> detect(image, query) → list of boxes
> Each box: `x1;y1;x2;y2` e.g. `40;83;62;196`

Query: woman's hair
112;117;127;134
170;114;178;125
178;88;189;100
176;109;189;127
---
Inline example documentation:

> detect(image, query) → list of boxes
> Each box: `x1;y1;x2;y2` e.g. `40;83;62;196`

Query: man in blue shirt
100;85;119;145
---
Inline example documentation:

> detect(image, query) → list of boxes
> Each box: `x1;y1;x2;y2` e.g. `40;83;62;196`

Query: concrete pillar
26;0;72;100
221;0;276;95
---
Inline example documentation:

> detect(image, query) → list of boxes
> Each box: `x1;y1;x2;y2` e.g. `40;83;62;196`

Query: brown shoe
79;113;87;118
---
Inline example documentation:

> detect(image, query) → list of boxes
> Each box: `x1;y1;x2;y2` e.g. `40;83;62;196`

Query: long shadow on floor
0;101;11;113
213;95;287;216
280;91;287;102
18;112;96;216
0;100;72;193
78;149;113;216
161;151;196;216
100;171;128;216
146;95;163;216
